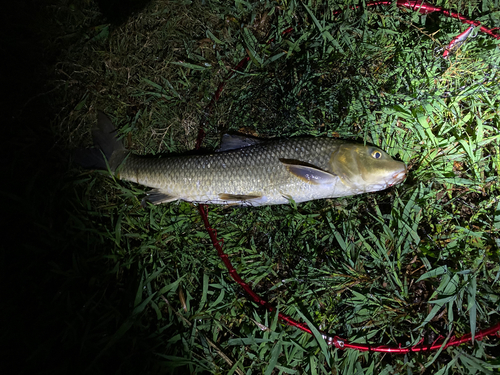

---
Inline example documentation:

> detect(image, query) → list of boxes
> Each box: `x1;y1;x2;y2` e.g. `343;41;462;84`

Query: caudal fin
74;111;127;170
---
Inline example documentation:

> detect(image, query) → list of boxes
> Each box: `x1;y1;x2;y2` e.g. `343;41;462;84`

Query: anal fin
142;189;179;206
218;193;262;201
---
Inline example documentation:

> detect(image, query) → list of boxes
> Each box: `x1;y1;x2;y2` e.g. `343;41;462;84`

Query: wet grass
5;0;500;374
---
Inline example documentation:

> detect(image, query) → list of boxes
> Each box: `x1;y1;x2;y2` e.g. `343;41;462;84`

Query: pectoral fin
142;189;179;206
280;159;337;185
219;193;262;201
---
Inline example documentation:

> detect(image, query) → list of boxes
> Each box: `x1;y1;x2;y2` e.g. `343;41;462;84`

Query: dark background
1;1;152;374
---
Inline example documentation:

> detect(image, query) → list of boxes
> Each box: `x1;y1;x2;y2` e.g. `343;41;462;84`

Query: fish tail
74;111;128;171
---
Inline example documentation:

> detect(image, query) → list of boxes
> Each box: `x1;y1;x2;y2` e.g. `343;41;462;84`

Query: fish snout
389;167;407;187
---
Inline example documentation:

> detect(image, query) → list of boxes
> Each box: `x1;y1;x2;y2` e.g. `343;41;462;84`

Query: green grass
14;0;500;374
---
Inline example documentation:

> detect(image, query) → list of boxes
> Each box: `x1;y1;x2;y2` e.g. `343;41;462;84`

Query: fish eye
371;150;382;159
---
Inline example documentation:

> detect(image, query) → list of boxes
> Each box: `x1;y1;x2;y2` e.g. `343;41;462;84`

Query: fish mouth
388;169;407;187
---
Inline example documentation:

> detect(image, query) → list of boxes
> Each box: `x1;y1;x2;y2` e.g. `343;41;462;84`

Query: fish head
330;144;407;193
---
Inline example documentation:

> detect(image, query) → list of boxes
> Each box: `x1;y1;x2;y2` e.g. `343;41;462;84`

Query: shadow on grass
1;1;164;374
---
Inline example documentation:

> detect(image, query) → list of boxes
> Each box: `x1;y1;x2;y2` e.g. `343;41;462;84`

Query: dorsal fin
216;134;265;152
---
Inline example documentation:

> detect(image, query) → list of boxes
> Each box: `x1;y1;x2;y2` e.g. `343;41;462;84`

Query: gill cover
329;144;403;190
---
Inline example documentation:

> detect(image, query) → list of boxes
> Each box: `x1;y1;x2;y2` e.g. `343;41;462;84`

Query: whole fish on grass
76;112;407;206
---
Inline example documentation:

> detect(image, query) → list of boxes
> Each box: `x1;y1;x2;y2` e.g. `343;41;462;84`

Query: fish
75;112;407;206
